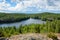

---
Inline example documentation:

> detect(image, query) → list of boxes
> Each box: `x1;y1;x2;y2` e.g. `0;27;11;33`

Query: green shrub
47;32;58;40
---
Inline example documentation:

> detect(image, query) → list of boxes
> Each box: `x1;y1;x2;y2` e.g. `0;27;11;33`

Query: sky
0;0;60;13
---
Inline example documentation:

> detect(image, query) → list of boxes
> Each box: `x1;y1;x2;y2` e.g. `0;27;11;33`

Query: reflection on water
0;18;46;27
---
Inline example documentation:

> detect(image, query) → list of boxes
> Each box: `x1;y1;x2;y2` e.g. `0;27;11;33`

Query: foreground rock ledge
8;33;52;40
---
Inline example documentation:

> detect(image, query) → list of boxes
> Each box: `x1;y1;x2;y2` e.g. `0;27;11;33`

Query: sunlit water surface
0;18;46;27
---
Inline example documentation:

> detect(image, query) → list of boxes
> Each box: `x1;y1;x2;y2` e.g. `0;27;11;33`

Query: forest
0;12;60;23
0;12;60;40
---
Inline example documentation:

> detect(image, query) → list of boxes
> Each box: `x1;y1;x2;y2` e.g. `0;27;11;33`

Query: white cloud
8;2;24;11
0;2;11;10
46;0;60;10
0;0;60;13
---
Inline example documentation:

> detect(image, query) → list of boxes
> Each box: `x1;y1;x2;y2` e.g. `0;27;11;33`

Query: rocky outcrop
8;33;52;40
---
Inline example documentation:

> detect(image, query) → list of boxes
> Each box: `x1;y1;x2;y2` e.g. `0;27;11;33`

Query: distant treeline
0;12;60;23
0;13;29;23
29;12;60;21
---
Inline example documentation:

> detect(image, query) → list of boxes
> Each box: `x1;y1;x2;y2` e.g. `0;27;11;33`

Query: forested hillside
0;12;60;23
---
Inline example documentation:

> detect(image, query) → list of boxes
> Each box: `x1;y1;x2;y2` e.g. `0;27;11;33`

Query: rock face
9;33;52;40
0;37;8;40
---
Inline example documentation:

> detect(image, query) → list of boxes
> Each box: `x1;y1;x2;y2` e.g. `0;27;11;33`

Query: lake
0;18;46;27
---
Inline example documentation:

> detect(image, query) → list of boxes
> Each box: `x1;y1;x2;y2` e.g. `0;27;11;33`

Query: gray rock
9;34;52;40
0;37;8;40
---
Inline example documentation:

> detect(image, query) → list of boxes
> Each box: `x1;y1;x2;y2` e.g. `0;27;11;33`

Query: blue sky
0;0;60;13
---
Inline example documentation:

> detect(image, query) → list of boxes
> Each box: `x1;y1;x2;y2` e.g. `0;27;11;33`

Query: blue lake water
0;18;46;27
